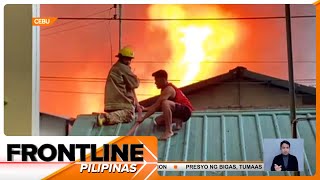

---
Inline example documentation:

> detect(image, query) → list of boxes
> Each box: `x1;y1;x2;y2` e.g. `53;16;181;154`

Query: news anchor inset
270;140;299;171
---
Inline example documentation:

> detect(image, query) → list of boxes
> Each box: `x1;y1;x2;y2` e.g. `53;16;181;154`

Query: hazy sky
40;4;316;117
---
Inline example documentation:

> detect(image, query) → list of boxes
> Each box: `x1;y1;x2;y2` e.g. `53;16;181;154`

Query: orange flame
148;5;239;87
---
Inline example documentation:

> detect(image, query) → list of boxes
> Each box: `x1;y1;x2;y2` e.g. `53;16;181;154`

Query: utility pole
285;4;297;138
118;4;122;50
285;4;299;176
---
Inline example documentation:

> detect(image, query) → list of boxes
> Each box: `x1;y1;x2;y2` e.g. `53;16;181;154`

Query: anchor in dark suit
271;140;299;171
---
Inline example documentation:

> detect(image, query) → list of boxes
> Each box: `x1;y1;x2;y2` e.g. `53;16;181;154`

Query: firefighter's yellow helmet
116;46;134;58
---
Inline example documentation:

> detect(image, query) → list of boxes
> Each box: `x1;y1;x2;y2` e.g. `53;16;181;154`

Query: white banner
157;162;264;171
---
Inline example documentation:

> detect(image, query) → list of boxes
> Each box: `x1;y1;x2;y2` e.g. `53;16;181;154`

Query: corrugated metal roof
40;112;73;121
70;108;316;176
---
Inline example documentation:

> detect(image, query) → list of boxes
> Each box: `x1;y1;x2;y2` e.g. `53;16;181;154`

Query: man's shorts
172;103;192;122
104;109;135;125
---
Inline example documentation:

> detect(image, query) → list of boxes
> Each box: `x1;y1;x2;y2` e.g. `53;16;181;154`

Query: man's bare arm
137;87;174;122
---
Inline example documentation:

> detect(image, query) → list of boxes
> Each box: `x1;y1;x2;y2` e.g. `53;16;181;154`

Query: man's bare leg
154;115;165;126
155;115;182;130
174;118;183;130
159;100;176;140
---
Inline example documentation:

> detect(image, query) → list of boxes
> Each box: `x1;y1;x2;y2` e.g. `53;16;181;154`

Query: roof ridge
140;66;315;105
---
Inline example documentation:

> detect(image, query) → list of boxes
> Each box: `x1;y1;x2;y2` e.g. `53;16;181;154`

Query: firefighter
96;46;141;126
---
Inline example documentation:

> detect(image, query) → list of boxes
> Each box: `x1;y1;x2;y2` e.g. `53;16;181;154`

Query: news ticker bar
75;162;264;172
157;163;264;171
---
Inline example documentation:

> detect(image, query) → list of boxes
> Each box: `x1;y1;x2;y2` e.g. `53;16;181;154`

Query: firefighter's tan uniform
97;47;139;125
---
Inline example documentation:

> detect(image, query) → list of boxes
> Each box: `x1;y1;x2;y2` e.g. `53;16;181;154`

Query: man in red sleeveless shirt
137;70;193;140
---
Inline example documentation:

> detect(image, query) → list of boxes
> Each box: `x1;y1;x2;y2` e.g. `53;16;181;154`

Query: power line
105;9;114;66
41;6;115;31
40;78;198;83
42;6;117;37
40;79;315;96
40;76;316;83
41;20;106;37
56;15;316;21
40;88;316;96
41;89;103;95
41;8;117;61
40;60;316;64
40;80;316;86
120;15;316;21
40;75;316;81
40;89;155;96
40;76;316;81
41;61;316;64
